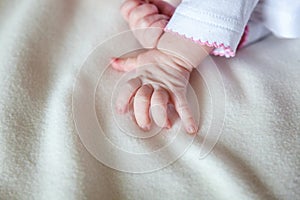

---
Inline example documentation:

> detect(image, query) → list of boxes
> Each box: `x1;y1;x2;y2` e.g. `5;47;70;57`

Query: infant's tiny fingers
149;0;175;17
116;78;142;113
133;84;154;130
120;0;143;21
150;88;170;128
174;94;198;134
136;14;169;28
128;102;137;124
134;15;168;48
111;57;138;72
129;4;158;27
149;18;168;29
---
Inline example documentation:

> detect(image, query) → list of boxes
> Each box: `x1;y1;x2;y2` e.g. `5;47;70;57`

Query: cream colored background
0;0;299;199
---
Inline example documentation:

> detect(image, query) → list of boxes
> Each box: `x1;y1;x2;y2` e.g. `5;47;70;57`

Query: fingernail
111;58;117;68
187;126;196;134
111;57;118;63
111;58;126;72
111;58;121;69
142;124;151;131
165;120;171;129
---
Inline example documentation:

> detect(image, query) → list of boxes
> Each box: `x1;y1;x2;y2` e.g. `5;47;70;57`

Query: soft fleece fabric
0;0;299;199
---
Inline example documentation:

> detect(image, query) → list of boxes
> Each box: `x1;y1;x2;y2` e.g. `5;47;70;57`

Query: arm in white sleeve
250;0;300;39
165;0;259;57
237;0;300;48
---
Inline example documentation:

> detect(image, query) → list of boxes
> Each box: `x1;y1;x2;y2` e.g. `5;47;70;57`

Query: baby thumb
110;56;138;72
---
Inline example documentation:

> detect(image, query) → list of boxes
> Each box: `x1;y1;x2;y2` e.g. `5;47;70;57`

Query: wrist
157;32;213;70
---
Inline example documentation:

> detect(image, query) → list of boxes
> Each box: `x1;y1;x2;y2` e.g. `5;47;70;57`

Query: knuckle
152;93;168;104
140;16;153;27
120;0;139;15
137;88;151;98
159;19;168;27
145;4;159;13
135;86;153;102
126;79;141;91
177;105;189;113
135;94;149;102
151;19;167;28
175;100;189;112
152;96;164;104
127;2;144;19
151;103;165;111
131;4;157;21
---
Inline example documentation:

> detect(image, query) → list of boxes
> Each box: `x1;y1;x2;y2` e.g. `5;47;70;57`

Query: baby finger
150;88;171;128
116;78;142;113
173;93;198;134
133;84;154;130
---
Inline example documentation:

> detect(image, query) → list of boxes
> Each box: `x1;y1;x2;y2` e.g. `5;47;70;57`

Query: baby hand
111;49;198;134
120;0;175;48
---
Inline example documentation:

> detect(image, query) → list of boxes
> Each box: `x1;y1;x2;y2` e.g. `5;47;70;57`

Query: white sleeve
237;0;300;49
165;0;259;57
250;0;300;39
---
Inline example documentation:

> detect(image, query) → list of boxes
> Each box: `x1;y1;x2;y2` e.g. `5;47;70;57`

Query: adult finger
150;87;171;128
133;84;154;130
173;93;198;134
116;78;142;113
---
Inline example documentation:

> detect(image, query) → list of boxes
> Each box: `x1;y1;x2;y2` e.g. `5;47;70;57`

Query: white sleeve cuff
165;1;258;57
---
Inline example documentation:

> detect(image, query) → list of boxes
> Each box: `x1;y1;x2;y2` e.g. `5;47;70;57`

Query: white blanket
0;0;299;199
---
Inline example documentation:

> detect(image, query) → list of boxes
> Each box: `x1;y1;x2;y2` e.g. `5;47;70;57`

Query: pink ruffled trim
164;27;235;58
